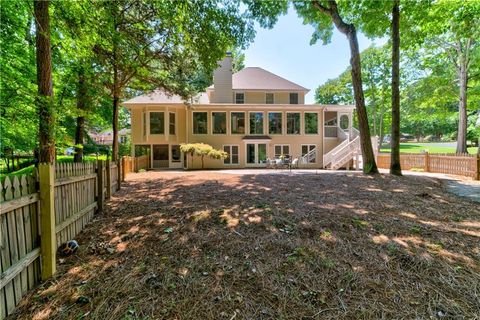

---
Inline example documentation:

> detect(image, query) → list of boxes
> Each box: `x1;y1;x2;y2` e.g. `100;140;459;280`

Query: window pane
231;112;245;134
258;144;267;163
232;146;239;164
169;113;175;135
266;93;274;104
287;113;300;134
193;112;207;134
247;144;255;164
150;112;164;134
302;145;308;155
305;113;318;134
172;145;181;162
289;93;298;104
249;112;264;134
324;111;337;126
213;112;227;134
224;146;230;164
269;112;282;134
235;93;244;104
283;145;289;155
340;114;349;130
274;146;281;157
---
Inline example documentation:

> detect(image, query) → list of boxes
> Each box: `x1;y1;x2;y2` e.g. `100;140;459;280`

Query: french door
246;143;267;166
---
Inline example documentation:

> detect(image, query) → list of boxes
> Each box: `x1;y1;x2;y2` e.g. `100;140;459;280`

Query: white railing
301;147;317;164
323;139;349;167
331;136;360;170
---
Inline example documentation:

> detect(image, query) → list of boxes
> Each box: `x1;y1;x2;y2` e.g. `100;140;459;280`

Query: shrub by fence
0;160;123;319
377;152;480;180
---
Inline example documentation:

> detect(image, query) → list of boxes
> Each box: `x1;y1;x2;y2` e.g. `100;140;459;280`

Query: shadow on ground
11;171;480;320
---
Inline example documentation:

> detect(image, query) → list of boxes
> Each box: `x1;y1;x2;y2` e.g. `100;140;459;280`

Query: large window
304;113;318;134
150;112;164;134
212;112;227;134
193;112;208;134
223;145;239;164
266;93;274;104
289;93;299;104
169;112;175;135
302;145;316;163
231;112;245;134
249;112;264;135
274;145;290;158
269;112;282;134
235;92;244;104
286;112;301;135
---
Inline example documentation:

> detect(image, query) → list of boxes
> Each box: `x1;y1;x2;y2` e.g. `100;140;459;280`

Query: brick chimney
212;52;233;103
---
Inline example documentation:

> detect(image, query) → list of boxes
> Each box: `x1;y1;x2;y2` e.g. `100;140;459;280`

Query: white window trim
248;111;265;135
148;111;165;135
192;111;209;135
235;91;245;104
223;144;240;165
265;92;275;104
169;111;176;136
274;144;290;158
212;111;227;135
289;92;299;104
286;111;301;135
268;111;283;135
230;111;246;135
304;112;319;135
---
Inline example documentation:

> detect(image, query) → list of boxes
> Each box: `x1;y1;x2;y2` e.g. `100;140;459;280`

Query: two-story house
123;53;358;169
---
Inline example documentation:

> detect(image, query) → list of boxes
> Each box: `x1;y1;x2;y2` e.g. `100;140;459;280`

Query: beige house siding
126;103;353;169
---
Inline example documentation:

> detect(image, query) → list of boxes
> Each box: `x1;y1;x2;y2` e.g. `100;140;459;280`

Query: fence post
424;152;430;172
97;160;105;213
117;159;121;190
105;159;111;199
476;155;480;181
121;157;127;182
38;163;56;280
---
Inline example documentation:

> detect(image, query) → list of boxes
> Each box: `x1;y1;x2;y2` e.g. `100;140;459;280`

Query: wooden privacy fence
121;155;150;176
377;152;480;180
0;160;124;319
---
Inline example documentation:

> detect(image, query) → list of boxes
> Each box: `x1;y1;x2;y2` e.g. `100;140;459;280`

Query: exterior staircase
323;128;361;170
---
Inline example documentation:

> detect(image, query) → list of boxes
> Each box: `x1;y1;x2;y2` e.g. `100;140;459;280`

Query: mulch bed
10;171;480;320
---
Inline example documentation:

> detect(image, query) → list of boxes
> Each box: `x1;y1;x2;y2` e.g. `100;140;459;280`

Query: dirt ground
10;170;480;320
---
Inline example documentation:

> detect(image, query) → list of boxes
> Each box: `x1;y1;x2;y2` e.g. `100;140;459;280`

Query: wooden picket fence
0;160;124;319
377;152;480;180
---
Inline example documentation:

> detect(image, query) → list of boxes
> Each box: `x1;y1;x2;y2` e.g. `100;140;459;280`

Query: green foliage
180;143;228;169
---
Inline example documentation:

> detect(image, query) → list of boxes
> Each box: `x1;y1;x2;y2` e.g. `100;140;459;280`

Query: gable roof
229;67;309;92
122;90;209;106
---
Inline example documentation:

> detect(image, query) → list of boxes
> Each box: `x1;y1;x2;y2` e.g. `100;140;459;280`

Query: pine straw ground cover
11;171;480;320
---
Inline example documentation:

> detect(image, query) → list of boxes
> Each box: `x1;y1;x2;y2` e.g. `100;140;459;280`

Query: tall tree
390;0;401;175
34;0;55;163
298;0;378;173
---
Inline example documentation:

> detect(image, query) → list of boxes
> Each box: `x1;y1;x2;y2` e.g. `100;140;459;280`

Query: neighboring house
123;53;359;169
89;128;131;146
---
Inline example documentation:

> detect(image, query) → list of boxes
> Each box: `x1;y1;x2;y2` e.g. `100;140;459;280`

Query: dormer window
266;93;274;104
235;92;244;104
289;93;298;104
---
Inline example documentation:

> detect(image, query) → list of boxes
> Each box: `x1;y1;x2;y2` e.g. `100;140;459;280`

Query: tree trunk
74;66;87;162
456;62;468;154
34;0;55;163
112;94;119;162
390;0;402;175
346;30;378;173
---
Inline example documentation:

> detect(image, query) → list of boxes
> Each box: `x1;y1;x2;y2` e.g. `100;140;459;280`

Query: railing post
117;159;121;190
105;159;111;199
424;151;430;172
97;160;105;213
38;163;56;280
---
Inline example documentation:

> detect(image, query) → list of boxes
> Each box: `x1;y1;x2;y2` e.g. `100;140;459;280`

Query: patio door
153;144;169;168
246;143;267;166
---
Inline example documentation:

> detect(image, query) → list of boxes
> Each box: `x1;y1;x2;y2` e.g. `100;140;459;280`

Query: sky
244;8;386;104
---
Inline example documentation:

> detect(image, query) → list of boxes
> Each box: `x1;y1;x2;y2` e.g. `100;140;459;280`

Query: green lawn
380;143;478;154
0;155;108;178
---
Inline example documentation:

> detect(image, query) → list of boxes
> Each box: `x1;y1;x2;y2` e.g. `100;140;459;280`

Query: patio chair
291;158;299;169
